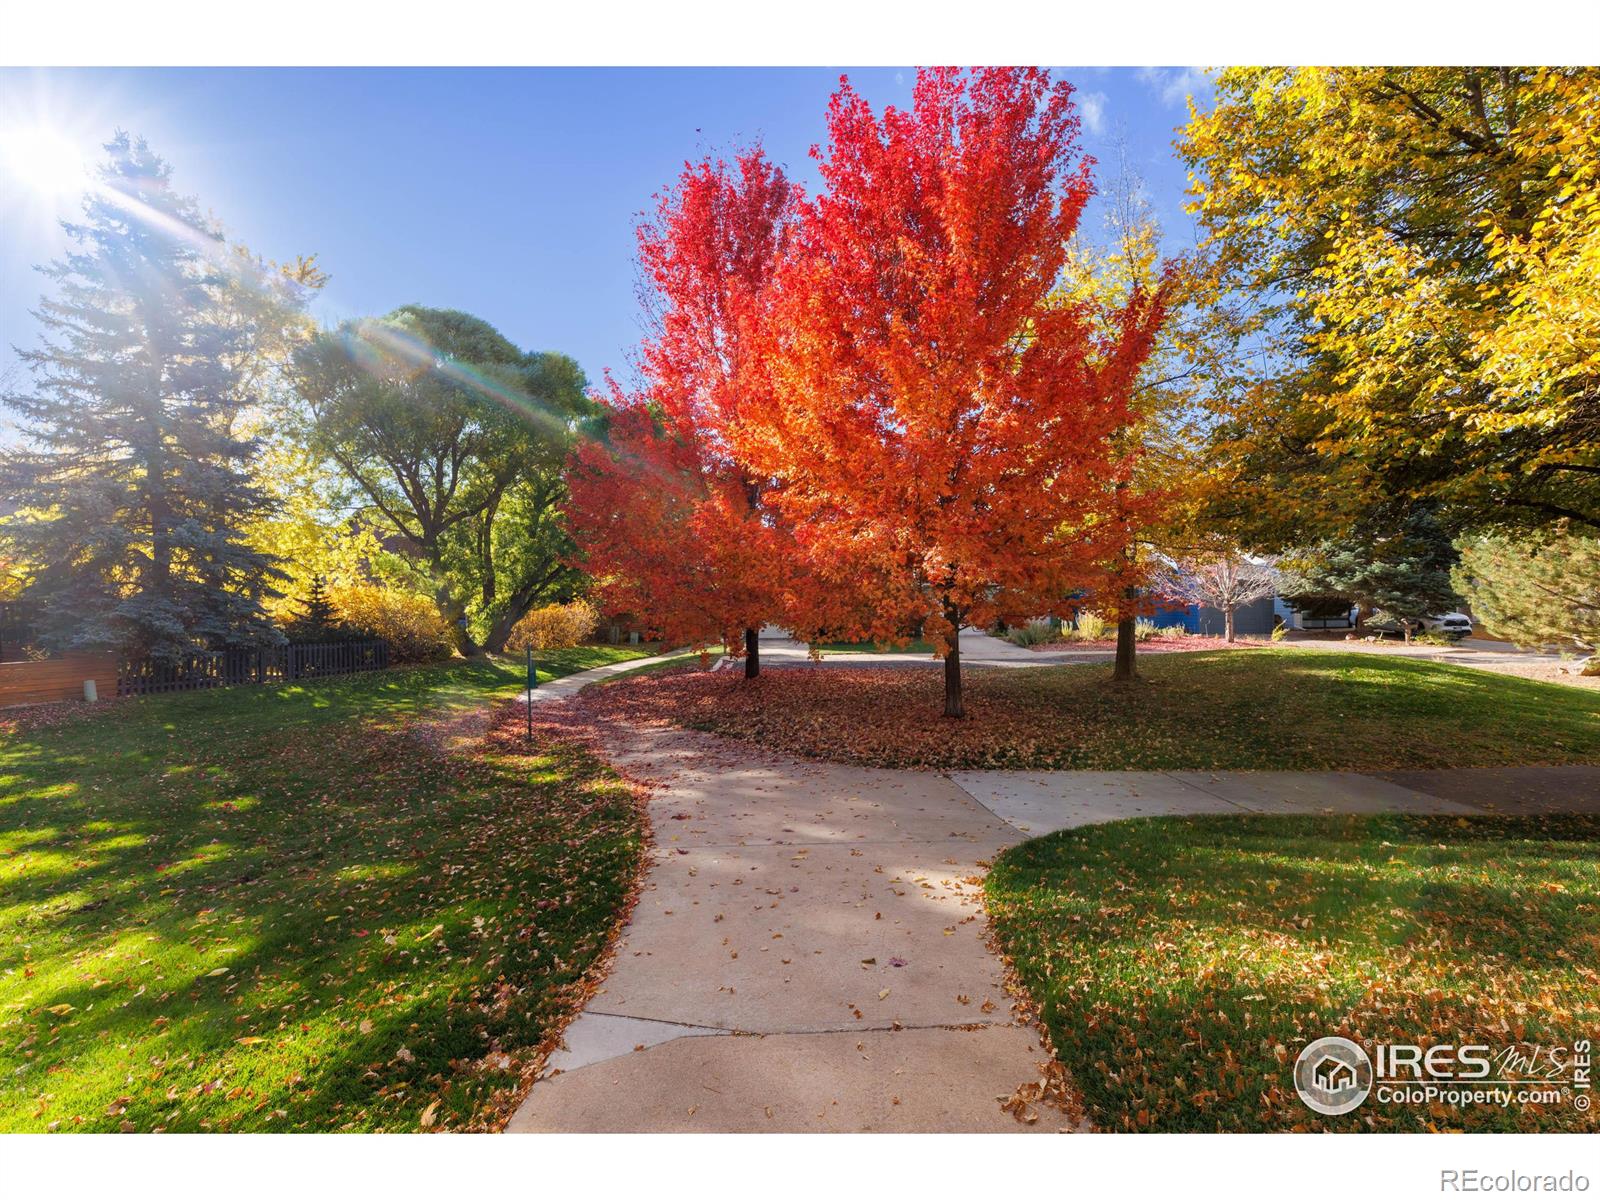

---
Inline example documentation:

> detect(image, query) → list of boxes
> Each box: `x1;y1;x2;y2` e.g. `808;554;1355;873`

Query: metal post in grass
526;645;535;744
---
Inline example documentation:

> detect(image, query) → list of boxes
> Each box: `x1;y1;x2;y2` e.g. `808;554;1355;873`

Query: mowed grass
0;645;654;1133
603;649;1600;770
986;814;1600;1132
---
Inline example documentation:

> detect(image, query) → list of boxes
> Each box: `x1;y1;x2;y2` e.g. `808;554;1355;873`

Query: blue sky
0;67;1212;390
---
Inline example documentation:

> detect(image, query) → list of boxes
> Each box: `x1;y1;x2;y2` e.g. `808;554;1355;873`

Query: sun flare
0;122;92;202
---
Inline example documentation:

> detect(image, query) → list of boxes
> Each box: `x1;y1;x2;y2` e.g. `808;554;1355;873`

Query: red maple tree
566;151;810;675
733;67;1171;716
566;386;794;666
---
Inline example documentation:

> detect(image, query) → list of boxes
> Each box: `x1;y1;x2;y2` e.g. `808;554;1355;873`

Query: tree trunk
478;494;501;611
943;640;964;718
1112;615;1137;682
939;601;967;717
143;345;172;601
1224;607;1236;643
436;584;482;657
744;626;760;679
482;614;515;655
480;561;568;654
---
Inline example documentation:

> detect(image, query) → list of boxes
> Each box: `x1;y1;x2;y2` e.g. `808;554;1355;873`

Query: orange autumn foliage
566;391;797;652
732;67;1171;713
565;151;813;662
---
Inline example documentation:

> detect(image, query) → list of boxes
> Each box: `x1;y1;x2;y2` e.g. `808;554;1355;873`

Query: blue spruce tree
1;134;286;661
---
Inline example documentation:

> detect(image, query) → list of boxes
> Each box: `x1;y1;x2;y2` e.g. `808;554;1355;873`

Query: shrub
1004;618;1058;648
1072;611;1111;641
506;599;600;652
1133;618;1160;642
1270;623;1290;642
329;585;454;663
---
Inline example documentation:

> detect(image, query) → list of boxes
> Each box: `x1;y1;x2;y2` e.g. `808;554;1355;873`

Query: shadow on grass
0;660;644;1132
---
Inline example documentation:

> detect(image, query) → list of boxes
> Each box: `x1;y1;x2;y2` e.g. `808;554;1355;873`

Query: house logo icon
1294;1036;1373;1116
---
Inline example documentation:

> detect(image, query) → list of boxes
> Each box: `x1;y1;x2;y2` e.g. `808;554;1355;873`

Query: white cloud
1078;90;1108;136
1136;66;1212;108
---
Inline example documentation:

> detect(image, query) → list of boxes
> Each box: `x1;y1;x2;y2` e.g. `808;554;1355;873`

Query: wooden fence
117;640;390;696
0;653;120;707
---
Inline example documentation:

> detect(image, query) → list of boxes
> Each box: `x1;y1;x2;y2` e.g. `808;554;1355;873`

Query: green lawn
986;814;1600;1132
0;645;654;1133
616;649;1600;770
589;649;719;688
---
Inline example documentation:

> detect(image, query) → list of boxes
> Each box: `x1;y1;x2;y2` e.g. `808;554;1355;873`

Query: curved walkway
754;627;1109;669
505;658;1599;1133
507;719;1052;1132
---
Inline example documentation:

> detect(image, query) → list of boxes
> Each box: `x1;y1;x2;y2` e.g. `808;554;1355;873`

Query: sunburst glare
0;121;93;203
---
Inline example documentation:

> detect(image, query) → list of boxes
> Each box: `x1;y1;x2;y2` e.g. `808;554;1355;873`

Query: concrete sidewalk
767;627;1597;686
507;723;1055;1132
506;713;1598;1133
519;646;694;704
756;627;1108;670
945;766;1600;835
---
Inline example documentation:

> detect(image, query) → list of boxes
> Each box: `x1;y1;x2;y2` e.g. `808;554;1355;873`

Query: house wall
1193;595;1278;636
1149;603;1200;632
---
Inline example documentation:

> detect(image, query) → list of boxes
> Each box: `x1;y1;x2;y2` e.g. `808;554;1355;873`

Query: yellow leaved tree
1181;67;1600;537
1052;146;1210;678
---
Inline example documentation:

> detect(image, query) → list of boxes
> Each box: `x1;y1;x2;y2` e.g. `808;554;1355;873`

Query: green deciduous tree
292;306;588;655
0;134;299;660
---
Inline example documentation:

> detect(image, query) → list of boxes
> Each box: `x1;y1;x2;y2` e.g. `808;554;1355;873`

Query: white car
1367;611;1474;640
1423;612;1474;640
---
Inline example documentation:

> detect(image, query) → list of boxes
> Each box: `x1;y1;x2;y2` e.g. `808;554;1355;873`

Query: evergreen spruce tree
0;133;283;661
294;573;339;640
1455;527;1600;653
1281;505;1461;639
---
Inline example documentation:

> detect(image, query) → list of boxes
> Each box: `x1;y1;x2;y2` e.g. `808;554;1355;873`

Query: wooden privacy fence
117;640;390;696
0;653;119;707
